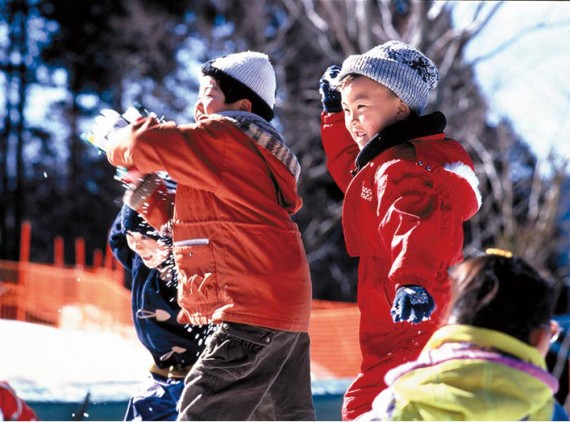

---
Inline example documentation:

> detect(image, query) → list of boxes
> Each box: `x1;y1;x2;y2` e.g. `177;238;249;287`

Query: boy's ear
396;99;411;120
240;99;252;112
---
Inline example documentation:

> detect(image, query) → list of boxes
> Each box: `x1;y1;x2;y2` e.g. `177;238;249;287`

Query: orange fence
0;220;132;335
0;260;133;336
0;260;361;379
0;221;361;380
310;300;361;379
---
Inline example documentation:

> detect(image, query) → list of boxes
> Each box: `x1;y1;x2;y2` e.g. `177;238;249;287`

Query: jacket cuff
123;172;163;211
321;110;345;124
393;274;430;292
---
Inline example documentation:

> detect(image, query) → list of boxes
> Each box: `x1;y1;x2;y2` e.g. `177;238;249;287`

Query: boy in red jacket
97;51;315;421
319;40;481;420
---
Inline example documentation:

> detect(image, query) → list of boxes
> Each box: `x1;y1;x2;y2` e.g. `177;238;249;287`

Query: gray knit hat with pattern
209;51;276;110
337;40;439;114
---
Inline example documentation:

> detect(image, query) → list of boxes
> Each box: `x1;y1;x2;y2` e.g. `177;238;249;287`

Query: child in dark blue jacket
109;204;210;421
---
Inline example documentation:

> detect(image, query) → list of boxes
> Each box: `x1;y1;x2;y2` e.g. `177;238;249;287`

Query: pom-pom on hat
121;205;161;240
201;51;276;121
337;40;439;114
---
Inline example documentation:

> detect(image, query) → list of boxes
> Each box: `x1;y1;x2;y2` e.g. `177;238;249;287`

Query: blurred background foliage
2;0;570;307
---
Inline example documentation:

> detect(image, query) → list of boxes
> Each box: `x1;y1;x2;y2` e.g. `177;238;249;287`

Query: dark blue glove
319;65;342;113
391;285;435;324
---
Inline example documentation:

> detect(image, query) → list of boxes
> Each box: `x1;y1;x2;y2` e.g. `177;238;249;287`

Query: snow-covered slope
1;319;149;403
1;319;347;420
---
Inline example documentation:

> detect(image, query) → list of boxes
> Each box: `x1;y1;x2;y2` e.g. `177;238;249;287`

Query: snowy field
2;319;149;402
2;319;150;420
2;319;347;420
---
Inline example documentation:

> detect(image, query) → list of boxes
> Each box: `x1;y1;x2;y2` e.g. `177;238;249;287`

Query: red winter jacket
107;111;312;332
321;111;481;420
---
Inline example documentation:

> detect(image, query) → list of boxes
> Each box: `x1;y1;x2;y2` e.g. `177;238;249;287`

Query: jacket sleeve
107;116;232;192
108;209;134;272
375;159;450;292
122;172;174;233
320;111;359;193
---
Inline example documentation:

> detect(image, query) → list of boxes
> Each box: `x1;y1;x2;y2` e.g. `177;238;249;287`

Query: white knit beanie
209;51;276;110
337;40;439;114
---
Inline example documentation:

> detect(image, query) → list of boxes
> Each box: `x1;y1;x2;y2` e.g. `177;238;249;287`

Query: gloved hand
319;65;342;113
391;285;435;324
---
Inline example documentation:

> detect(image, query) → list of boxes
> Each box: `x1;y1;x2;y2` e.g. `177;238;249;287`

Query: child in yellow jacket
360;249;563;421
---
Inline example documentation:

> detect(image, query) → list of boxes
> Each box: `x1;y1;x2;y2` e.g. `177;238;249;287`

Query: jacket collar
218;111;301;182
353;111;447;174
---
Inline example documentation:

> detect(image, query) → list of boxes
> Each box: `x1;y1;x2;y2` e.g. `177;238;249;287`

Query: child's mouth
354;131;367;142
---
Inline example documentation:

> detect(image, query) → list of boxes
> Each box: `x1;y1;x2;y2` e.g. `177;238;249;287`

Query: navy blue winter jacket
108;211;208;374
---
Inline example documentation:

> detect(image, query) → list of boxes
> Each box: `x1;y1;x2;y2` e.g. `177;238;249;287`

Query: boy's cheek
345;127;357;143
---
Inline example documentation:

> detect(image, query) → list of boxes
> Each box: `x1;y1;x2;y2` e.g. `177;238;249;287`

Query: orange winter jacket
107;111;312;332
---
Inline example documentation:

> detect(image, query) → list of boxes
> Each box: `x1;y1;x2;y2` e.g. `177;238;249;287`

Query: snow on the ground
2;318;352;407
1;319;150;402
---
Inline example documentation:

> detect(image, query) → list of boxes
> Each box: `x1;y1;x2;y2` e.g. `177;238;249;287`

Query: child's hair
448;252;556;344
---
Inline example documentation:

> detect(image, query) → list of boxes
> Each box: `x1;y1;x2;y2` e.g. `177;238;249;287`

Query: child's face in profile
194;75;243;121
126;231;170;269
341;76;407;149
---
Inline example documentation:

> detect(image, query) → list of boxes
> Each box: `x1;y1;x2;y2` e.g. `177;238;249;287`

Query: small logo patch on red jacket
361;185;373;201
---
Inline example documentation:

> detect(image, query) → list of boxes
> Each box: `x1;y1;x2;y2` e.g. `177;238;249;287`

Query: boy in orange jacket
97;51;315;421
319;40;481;420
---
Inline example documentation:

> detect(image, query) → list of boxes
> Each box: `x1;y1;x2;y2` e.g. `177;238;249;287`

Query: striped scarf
219;111;301;181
